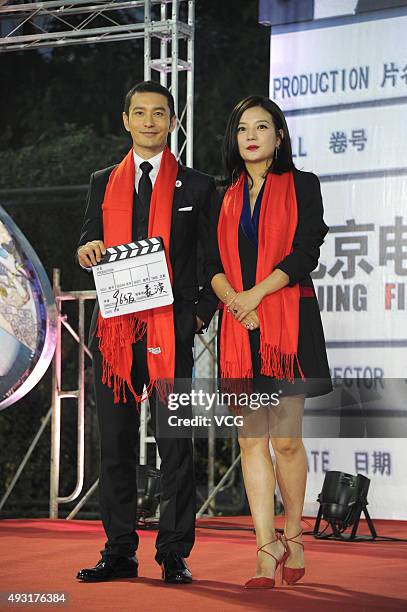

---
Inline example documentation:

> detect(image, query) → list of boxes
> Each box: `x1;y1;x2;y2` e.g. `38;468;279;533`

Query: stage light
313;470;377;541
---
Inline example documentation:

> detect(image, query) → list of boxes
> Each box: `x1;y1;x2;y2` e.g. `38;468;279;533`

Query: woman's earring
274;146;279;160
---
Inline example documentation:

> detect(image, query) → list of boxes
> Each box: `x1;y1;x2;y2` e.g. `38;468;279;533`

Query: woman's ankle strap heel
282;529;305;585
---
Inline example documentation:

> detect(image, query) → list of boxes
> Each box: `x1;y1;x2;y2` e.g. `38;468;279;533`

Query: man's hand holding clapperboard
80;237;173;319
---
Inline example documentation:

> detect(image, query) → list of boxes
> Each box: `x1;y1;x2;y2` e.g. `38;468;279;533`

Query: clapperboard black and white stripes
101;237;163;264
92;236;173;318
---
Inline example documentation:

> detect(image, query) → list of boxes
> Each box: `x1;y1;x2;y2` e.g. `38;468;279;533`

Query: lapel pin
175;180;182;187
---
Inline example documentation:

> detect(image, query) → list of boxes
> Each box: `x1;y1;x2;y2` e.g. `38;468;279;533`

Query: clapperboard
92;237;173;318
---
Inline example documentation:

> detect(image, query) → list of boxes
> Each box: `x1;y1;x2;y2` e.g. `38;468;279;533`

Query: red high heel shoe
244;533;289;589
282;528;305;585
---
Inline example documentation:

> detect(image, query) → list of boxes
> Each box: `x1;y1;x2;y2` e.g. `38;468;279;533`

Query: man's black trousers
91;322;196;564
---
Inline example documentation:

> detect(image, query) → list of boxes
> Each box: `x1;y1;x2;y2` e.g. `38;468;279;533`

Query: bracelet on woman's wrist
223;288;236;304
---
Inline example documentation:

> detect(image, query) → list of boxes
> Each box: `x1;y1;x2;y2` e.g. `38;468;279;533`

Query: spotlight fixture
313;470;377;541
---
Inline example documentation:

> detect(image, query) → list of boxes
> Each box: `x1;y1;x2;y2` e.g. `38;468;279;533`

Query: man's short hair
124;81;176;118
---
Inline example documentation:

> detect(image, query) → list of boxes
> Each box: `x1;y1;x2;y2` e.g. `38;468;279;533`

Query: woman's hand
227;286;265;322
241;309;260;330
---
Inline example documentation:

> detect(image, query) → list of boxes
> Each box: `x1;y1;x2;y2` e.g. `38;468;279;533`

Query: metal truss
0;0;195;164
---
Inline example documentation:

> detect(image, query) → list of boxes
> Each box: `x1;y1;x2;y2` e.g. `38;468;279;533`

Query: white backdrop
269;7;407;519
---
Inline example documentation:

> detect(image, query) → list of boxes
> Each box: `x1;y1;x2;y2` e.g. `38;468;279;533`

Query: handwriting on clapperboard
112;281;166;312
144;281;165;297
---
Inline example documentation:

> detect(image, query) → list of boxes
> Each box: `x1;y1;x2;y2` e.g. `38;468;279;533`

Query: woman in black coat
207;95;332;590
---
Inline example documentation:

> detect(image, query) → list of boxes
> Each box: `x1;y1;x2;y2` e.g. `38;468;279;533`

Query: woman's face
236;105;283;166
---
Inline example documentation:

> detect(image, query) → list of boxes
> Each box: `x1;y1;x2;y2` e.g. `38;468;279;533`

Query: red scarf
96;145;178;404
217;171;305;382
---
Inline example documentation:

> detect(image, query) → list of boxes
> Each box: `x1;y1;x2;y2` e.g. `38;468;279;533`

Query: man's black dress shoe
161;552;192;584
76;556;138;582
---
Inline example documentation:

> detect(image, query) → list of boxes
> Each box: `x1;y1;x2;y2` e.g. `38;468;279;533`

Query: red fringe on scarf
96;313;175;408
96;313;146;406
260;343;305;382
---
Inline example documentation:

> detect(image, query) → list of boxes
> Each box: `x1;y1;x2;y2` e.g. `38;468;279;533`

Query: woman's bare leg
270;395;307;569
238;406;285;578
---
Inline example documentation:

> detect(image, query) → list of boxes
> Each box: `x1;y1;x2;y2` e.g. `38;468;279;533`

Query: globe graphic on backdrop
0;205;57;409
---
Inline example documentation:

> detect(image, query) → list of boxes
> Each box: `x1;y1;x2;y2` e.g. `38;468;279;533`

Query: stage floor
1;516;406;611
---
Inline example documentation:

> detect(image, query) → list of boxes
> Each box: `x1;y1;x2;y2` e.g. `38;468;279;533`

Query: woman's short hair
222;95;295;185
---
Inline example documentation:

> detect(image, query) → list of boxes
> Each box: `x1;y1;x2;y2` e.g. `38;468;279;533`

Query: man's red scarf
96;145;178;404
217;171;305;382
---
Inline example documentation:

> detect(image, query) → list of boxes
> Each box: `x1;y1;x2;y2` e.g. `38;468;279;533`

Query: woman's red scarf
217;171;305;383
96;145;178;404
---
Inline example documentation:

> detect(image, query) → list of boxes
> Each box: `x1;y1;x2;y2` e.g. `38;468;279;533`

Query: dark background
0;0;270;518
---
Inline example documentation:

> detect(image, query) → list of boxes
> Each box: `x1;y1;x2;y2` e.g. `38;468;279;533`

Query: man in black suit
76;81;218;584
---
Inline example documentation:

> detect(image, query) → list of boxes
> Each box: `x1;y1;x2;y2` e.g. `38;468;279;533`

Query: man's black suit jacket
77;161;219;346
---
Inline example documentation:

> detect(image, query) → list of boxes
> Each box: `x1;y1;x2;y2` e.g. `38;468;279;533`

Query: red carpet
1;516;406;611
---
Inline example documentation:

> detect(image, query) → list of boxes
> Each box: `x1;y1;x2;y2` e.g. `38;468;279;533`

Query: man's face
123;91;176;158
